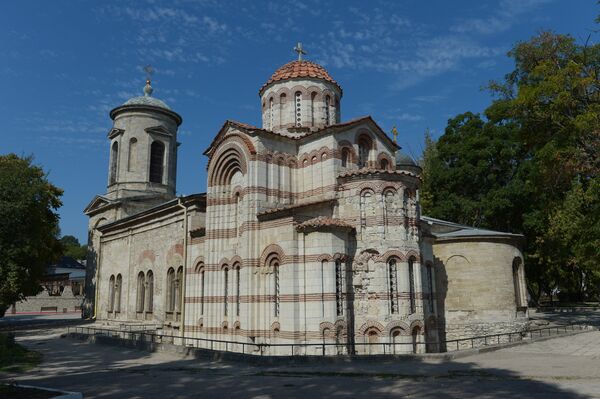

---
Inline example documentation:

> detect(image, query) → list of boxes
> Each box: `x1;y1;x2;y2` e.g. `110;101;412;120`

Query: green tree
0;154;63;316
422;30;600;303
420;112;526;233
60;235;87;260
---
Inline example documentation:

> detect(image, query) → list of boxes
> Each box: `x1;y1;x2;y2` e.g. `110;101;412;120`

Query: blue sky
1;0;597;243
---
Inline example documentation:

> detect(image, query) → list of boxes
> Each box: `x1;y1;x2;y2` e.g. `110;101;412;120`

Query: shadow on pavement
0;327;590;399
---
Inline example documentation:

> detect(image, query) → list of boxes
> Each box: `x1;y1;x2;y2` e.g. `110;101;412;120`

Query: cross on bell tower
294;42;307;61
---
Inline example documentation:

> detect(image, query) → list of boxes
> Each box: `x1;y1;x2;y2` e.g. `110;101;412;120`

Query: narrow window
380;158;389;170
273;261;280;317
325;95;331;126
295;91;302;127
224;267;229;316
167;267;175;312
235;265;241;317
115;274;122;313
513;258;524;308
200;268;205;315
341;148;349;168
146;270;154;313
149;141;165;183
110;142;118;185
279;93;286;127
321;260;327;317
176;266;183;314
235;192;240;236
269;97;274;129
108;275;115;312
310;92;317;126
136;272;145;313
408;258;416;314
335;260;343;316
358;137;371;168
426;264;434;313
127;138;137;172
388;259;398;314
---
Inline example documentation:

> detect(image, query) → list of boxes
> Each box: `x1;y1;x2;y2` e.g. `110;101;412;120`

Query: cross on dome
294;42;307;61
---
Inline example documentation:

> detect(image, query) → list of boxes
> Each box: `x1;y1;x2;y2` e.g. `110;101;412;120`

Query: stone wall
432;238;528;344
13;286;83;314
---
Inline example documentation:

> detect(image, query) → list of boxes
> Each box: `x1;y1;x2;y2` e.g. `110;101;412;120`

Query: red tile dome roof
259;60;342;96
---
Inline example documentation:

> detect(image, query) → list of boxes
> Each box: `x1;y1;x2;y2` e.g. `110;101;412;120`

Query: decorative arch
379;250;406;263
358;320;385;336
406;250;420;261
259;244;285;267
317;254;333;262
410;319;424;331
332;252;347;262
386;320;410;336
207;136;253;187
446;254;471;265
319;321;335;336
377;153;393;171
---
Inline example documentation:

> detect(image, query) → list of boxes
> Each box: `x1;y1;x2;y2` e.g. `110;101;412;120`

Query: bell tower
104;79;183;215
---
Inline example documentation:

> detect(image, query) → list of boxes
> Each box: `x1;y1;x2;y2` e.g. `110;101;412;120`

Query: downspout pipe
177;197;189;339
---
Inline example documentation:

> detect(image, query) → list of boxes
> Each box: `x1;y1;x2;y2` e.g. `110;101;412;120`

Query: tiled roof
257;198;335;218
296;216;355;231
259;60;342;95
338;168;421;179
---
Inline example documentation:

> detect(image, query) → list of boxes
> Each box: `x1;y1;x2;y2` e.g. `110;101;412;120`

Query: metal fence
67;323;590;357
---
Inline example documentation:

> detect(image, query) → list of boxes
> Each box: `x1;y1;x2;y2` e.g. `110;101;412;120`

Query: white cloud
451;0;553;34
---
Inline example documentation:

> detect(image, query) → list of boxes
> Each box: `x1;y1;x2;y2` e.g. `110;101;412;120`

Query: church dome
259;60;342;96
395;150;417;166
122;95;171;110
121;80;171;110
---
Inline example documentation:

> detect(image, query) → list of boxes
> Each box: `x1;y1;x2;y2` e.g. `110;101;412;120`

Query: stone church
84;50;528;354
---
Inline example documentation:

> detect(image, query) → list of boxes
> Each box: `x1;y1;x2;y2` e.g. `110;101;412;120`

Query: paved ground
2;325;599;398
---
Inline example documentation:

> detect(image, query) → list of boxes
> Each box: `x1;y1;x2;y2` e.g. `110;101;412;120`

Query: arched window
321;260;327;317
295;91;302;127
223;266;229;316
408;257;416;314
197;264;205;315
513;258;525;308
380;158;389;170
359;190;373;233
149;141;165;184
335;260;343;316
136;271;145;313
273;260;280;317
325;95;331;125
388;258;399;314
335;97;340;122
175;266;183;314
115;274;122;313
265;155;271;200
234;192;240;236
127;138;137;172
146;270;154;313
341;148;350;168
110;142;118;185
426;263;434;313
166;267;175;313
279;93;286;127
269;97;274;129
383;190;395;236
357;136;371;168
234;264;241;317
412;326;422;354
108;275;115;312
310;92;317;126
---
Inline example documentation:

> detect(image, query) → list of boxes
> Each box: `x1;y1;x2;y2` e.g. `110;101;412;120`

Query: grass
0;332;42;372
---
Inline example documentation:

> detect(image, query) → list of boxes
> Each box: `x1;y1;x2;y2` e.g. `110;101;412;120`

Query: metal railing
66;323;590;357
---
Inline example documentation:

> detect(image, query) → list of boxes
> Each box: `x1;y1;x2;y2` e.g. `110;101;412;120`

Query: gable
83;195;119;215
